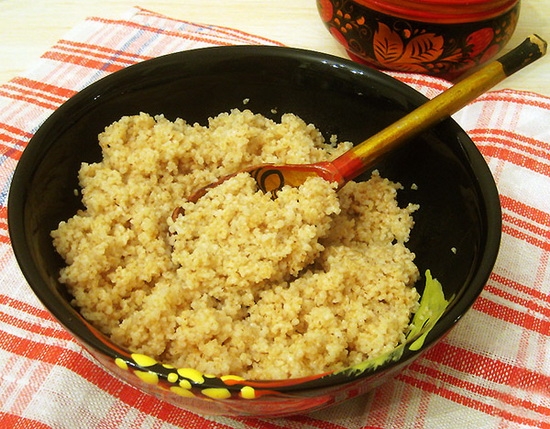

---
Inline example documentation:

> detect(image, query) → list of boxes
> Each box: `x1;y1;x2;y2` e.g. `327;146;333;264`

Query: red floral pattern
317;0;520;80
318;0;334;22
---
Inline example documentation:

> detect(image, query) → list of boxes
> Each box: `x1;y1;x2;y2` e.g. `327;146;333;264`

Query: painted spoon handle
331;34;548;185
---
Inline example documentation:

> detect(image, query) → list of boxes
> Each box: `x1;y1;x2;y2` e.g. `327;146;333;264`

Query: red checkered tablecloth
1;7;549;429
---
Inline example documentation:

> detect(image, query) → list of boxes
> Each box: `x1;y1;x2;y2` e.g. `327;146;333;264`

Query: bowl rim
8;44;502;394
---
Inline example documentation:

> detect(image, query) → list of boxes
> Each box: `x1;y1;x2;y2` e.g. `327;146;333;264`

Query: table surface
2;0;550;96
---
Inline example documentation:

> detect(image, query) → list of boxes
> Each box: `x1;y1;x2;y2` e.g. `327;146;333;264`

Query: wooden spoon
174;34;546;217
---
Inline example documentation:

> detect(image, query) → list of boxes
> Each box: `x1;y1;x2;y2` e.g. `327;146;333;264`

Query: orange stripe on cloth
423;342;550;399
490;272;550;303
0;218;11;245
503;208;550;240
471;128;550;158
55;39;151;64
480;145;550;177
0;311;73;343
48;41;150;70
503;223;550;252
41;51;129;75
398;371;548;428
478;90;550;111
0;294;55;321
500;194;550;252
501;195;550;225
0;329;78;365
472;128;550;173
0;330;220;427
474;294;550;335
11;77;77;102
402;343;550;427
0;86;62;112
0;122;34;142
0;232;10;246
0;139;25;161
0;122;32;145
484;283;550;319
0;412;53;429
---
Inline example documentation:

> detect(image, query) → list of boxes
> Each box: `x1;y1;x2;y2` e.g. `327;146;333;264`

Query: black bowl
8;45;501;417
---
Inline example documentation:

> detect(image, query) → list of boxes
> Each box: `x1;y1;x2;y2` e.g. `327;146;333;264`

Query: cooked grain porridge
51;109;420;379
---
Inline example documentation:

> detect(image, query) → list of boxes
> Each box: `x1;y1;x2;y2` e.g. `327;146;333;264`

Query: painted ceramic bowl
8;46;501;417
317;0;520;80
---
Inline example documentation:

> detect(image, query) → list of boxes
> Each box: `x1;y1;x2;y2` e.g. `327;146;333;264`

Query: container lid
356;0;519;23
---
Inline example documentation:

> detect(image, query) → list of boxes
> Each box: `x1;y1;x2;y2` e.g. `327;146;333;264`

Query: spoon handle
331;34;548;185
